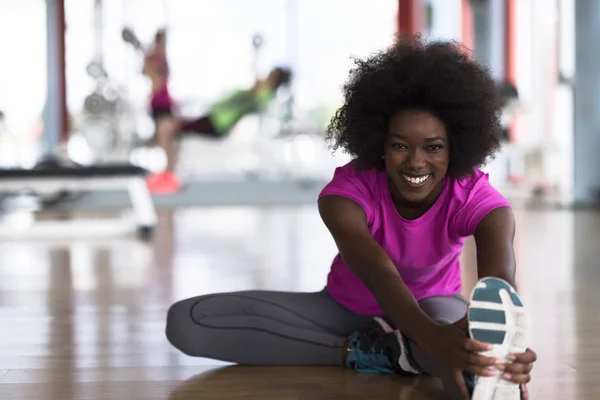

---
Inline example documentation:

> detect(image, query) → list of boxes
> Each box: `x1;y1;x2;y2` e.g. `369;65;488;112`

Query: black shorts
179;116;219;137
151;107;172;120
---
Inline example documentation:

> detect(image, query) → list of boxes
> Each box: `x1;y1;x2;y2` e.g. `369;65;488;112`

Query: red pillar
397;0;424;36
49;0;68;141
461;0;474;56
504;0;517;142
504;0;517;86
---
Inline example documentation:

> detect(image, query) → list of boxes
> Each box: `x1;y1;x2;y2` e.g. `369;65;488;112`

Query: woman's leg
178;115;219;137
165;289;372;366
155;115;179;172
408;294;471;400
146;111;182;194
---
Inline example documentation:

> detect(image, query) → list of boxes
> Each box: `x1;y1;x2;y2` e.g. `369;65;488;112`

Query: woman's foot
467;277;530;400
146;171;182;195
345;318;421;375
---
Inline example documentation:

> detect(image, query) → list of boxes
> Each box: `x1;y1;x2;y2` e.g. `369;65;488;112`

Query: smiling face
384;109;450;207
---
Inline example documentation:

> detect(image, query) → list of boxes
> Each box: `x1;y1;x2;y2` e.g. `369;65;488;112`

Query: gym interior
0;0;598;399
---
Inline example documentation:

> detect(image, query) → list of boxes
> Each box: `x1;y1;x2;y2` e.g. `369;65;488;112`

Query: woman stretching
165;37;537;400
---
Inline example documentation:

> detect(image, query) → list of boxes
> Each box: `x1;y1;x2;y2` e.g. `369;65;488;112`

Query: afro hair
326;36;503;178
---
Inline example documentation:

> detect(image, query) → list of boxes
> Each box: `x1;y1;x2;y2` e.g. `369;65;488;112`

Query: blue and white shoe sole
468;277;530;400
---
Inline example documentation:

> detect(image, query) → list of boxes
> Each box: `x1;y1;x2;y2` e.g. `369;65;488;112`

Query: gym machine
0;0;157;241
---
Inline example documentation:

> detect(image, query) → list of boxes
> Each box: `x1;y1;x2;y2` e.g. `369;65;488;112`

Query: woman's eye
428;145;443;151
392;143;407;149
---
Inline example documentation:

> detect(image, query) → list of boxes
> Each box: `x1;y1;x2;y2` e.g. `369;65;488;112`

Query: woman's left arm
473;206;516;286
473;206;537;400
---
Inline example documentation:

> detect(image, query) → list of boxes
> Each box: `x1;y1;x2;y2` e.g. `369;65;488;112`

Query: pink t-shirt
318;160;511;316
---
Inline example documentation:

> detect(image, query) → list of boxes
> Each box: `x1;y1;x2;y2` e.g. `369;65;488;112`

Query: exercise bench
0;164;157;240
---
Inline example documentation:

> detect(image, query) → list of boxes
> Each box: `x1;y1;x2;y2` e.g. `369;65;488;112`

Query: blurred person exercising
147;66;292;194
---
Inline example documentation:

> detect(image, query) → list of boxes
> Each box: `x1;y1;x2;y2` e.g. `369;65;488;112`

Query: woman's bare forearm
319;196;439;344
339;241;438;344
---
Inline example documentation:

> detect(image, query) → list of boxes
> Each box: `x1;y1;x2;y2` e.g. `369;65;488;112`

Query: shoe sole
468;277;530;400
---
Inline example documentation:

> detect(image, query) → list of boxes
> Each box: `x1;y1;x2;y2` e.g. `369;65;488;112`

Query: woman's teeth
403;174;431;185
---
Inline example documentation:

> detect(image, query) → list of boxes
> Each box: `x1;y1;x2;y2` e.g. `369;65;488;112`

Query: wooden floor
0;206;598;399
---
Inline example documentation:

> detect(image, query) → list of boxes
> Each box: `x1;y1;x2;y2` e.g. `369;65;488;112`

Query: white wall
426;0;462;42
515;0;574;199
0;0;47;137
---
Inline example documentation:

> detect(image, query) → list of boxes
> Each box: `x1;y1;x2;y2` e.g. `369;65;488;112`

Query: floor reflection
0;206;597;399
167;366;443;400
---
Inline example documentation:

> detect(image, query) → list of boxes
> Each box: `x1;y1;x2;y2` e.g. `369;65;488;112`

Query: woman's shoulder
446;170;511;236
448;169;498;195
323;159;380;182
318;160;386;214
440;169;509;215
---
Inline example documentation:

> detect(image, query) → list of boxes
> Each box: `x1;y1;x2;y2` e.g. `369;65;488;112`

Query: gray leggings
166;288;468;399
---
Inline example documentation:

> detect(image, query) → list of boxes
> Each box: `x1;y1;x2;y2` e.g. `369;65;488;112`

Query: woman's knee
418;294;468;326
156;117;179;140
165;298;204;356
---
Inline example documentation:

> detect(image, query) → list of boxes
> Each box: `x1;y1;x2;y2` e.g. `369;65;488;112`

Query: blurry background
0;0;587;207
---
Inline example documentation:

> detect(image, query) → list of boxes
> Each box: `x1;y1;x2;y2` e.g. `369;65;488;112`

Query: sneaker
147;171;182;194
345;318;421;375
468;277;530;400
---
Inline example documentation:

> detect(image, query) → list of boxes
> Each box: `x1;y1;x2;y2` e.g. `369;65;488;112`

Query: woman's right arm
318;195;437;344
318;194;501;381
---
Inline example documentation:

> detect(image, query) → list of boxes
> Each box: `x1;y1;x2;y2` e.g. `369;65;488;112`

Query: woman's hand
498;348;537;399
418;317;502;376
